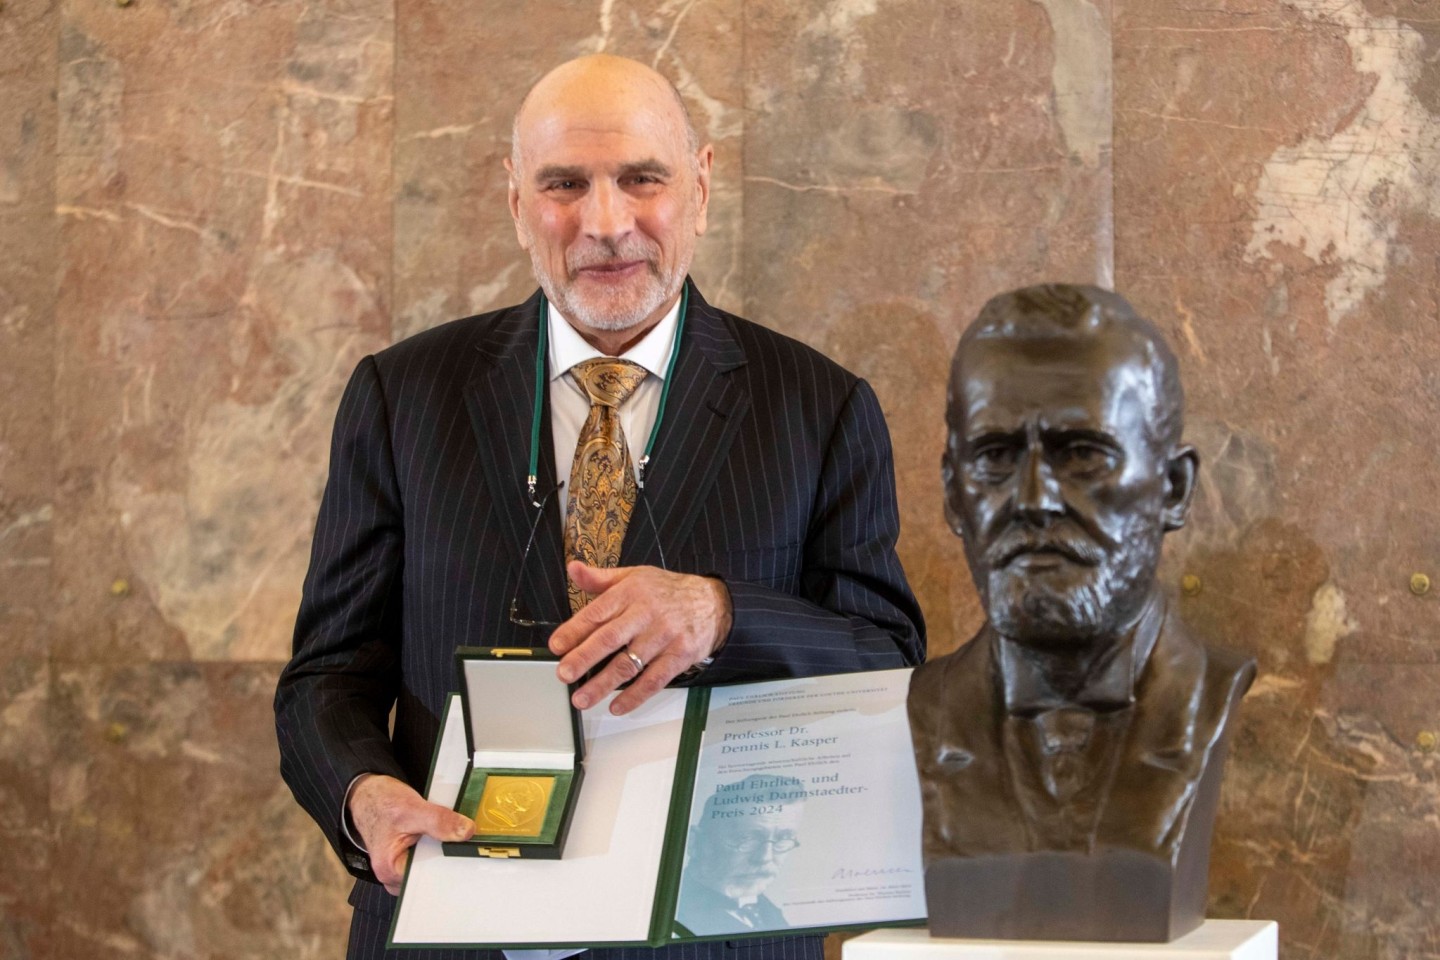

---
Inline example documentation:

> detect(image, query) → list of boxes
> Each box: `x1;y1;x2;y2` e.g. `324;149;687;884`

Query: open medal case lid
456;646;584;766
446;646;586;859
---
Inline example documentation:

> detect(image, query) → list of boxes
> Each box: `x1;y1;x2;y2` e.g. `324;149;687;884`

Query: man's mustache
567;238;660;276
987;528;1105;568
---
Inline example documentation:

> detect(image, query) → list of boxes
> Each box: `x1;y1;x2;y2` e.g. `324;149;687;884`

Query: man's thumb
446;817;475;846
440;809;475;841
568;560;623;593
406;799;474;841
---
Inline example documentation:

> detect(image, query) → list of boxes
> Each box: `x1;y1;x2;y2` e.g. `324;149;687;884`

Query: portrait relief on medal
908;284;1257;942
476;776;555;837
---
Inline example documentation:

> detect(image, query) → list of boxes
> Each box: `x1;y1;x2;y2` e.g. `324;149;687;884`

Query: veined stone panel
52;0;395;665
0;0;58;954
4;0;1433;955
1114;1;1440;957
43;0;395;954
742;0;1115;654
46;662;349;959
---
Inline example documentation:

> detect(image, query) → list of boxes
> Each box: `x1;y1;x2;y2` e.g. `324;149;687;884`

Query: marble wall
1115;3;1440;957
0;0;1434;957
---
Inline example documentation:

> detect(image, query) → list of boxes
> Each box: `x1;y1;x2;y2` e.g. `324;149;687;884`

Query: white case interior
464;656;575;772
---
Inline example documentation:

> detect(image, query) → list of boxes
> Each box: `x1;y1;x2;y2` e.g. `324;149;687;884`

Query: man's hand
349;774;474;895
549;562;732;715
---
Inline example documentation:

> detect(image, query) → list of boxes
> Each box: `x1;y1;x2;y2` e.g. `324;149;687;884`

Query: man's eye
546;180;583;191
1055;443;1117;475
968;445;1018;478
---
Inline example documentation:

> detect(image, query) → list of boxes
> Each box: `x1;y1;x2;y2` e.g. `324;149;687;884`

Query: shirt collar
547;296;681;382
997;593;1165;715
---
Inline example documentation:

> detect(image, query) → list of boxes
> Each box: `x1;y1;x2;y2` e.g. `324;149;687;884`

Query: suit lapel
935;635;1032;853
463;293;569;632
1096;609;1210;852
620;282;751;568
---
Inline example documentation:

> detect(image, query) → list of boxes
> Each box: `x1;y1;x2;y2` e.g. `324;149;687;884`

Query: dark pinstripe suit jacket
275;281;925;960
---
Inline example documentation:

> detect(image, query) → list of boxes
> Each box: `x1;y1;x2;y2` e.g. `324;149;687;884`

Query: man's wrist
678;576;731;681
676;656;714;682
342;773;373;852
340;773;380;882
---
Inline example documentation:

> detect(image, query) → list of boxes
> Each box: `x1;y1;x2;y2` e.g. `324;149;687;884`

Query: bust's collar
996;593;1164;716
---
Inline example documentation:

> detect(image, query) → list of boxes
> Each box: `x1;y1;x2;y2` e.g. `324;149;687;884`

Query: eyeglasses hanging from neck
508;480;668;628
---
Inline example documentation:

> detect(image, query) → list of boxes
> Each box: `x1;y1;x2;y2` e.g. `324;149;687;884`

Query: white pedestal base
843;920;1277;960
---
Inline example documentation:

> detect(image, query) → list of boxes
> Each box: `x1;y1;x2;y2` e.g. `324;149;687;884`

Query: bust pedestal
842;921;1277;960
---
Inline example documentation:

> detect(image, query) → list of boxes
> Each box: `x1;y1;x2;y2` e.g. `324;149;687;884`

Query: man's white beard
557;267;674;332
526;234;685;335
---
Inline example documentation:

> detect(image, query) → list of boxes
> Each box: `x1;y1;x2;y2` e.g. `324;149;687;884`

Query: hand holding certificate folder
349;774;475;895
390;668;925;948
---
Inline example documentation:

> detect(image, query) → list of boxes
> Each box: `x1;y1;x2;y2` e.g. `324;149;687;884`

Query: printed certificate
675;670;925;937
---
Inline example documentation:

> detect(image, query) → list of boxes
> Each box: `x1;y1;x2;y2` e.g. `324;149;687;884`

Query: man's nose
580;179;633;240
1014;448;1063;523
749;840;780;864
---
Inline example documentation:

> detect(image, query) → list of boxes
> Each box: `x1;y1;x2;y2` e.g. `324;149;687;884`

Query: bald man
275;55;924;960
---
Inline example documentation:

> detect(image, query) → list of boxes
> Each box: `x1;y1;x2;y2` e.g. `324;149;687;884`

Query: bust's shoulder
1142;617;1257;743
908;633;994;717
1198;640;1257;720
1155;615;1257;698
913;631;991;674
1200;640;1257;687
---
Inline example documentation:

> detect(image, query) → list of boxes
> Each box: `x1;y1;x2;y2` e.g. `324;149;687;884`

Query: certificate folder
389;668;926;949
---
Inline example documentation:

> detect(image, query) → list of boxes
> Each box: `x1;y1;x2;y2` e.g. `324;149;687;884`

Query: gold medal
476;775;556;837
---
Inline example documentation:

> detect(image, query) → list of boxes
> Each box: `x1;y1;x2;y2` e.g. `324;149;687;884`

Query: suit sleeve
699;377;925;682
274;355;409;862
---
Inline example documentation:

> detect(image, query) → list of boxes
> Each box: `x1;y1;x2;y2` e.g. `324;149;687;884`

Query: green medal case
443;647;586;860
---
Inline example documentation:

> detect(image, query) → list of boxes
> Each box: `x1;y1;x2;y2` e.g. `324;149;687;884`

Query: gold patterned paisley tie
564;358;649;613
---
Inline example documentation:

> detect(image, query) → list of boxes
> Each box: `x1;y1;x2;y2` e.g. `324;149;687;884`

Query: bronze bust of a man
908;284;1255;942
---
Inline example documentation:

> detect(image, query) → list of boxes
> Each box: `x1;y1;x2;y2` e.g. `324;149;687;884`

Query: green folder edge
387;680;927;950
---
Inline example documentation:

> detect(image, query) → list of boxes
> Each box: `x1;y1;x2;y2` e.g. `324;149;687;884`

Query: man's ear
1161;444;1199;531
504;156;529;251
693;143;714;236
942;452;965;537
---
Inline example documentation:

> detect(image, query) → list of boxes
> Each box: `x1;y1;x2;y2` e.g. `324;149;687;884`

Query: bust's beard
986;555;1155;650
